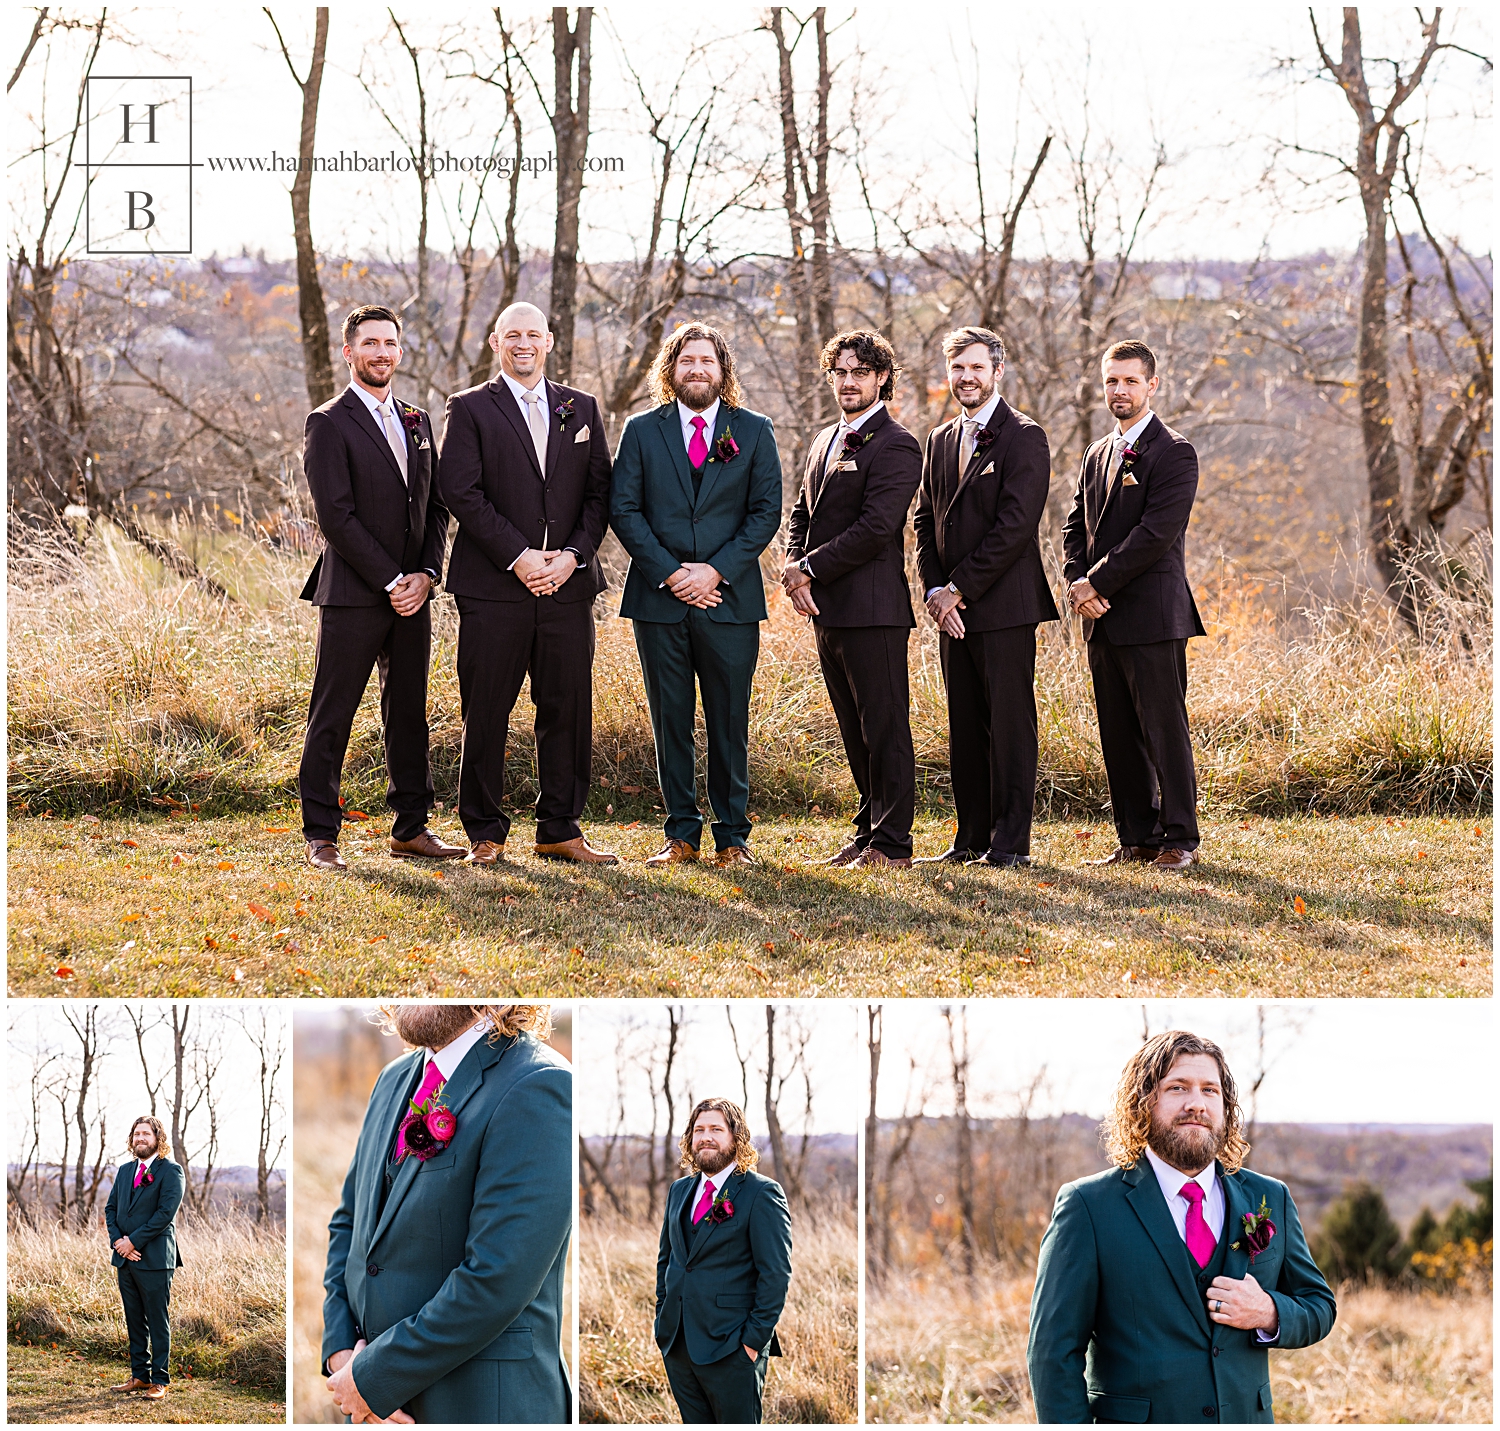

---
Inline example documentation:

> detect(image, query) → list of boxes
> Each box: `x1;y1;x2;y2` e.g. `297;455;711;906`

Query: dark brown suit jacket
300;386;448;606
913;394;1059;632
785;405;923;628
1061;412;1206;645
437;377;611;603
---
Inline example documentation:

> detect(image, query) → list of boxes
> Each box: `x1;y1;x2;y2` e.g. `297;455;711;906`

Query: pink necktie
691;1181;715;1224
688;415;709;468
394;1060;445;1161
133;1162;147;1188
1180;1180;1216;1268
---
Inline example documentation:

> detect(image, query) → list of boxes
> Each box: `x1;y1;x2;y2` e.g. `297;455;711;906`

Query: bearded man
1027;1031;1336;1423
655;1099;792;1424
322;1004;571;1424
610;323;783;868
103;1117;185;1403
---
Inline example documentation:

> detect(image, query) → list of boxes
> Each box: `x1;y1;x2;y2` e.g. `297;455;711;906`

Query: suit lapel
669;1180;690;1266
654;405;696;509
341;389;407;487
813;407;890;516
693;403;734;511
485;379;544;480
124;1162;139;1209
543;381;563;485
950;396;1011;509
363;1054;424;1236
1122;1162;1213;1338
807;423;840;513
685;1170;744;1266
1099;413;1160;524
1214;1167;1252;1346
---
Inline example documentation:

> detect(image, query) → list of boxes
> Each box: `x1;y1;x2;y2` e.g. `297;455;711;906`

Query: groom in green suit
322;1004;572;1424
610;323;782;868
1028;1031;1336;1423
655;1098;793;1423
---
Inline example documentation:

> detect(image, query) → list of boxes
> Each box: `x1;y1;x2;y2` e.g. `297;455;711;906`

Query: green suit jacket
322;1033;572;1424
1028;1161;1336;1423
654;1169;792;1364
103;1158;184;1270
610;403;782;624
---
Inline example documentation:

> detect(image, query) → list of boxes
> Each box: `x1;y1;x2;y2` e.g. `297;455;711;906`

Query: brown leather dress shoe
465;840;506;866
1085;845;1155;867
113;1377;150;1392
143;1384;167;1401
816;841;864;866
716;844;755;867
535;836;620;865
305;840;347;871
1152;847;1200;873
390;830;467;860
849;847;912;869
646;838;698;867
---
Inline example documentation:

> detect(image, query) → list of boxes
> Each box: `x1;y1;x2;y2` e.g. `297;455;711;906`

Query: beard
692;1142;735;1175
351;353;395;390
951;374;995;412
392;1004;481;1051
674;374;723;412
1147;1108;1226;1173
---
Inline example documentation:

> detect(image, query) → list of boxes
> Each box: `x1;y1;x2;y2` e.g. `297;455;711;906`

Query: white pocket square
981;461;994;475
1122;473;1138;486
574;424;590;442
835;459;858;472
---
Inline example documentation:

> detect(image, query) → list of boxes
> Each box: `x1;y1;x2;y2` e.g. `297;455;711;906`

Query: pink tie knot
133;1163;147;1187
692;1182;715;1224
1180;1180;1204;1206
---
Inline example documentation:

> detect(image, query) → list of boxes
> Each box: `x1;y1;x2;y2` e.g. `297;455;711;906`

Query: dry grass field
6;1217;286;1423
579;1207;857;1424
865;1273;1493;1424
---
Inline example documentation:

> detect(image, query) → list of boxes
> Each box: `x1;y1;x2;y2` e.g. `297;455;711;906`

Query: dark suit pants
1087;635;1200;850
299;603;434;844
940;623;1040;857
118;1265;173;1385
633;610;758;850
663;1327;768;1424
816;624;915;858
456;594;596;847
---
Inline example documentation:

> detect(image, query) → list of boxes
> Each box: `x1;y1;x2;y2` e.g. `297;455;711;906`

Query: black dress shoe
964;851;1031;868
913;848;985;864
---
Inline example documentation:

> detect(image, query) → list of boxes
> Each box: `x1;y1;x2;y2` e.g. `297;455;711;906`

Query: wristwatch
945;581;961;597
796;557;813;577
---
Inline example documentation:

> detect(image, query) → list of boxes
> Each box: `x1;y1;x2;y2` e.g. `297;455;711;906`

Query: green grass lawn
5;1342;284;1424
7;811;1489;998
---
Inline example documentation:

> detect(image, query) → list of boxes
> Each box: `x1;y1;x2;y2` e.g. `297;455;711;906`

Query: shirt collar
838;399;885;432
960;390;1001;431
1117;408;1154;446
1145;1143;1215;1203
697;1163;734;1197
427;1017;492;1082
502;370;547;404
678;397;720;437
348;381;396;417
137;1154;158;1171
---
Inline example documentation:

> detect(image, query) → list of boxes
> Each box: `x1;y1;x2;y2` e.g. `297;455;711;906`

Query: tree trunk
865;1006;881;1287
290;10;335;409
549;7;592;382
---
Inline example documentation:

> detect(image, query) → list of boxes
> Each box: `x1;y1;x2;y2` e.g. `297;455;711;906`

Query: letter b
127;192;156;230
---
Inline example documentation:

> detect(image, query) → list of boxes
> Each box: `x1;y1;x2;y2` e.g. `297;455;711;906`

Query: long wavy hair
375;1004;553;1045
678;1097;760;1175
1102;1030;1250;1173
647;322;744;409
127;1115;169;1160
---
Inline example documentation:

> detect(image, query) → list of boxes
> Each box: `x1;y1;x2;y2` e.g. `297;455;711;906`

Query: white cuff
385;573;405;592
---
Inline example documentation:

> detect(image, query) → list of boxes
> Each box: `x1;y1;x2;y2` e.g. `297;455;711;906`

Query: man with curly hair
654;1098;793;1423
104;1116;185;1403
610;323;783;868
322;1005;571;1423
1028;1031;1335;1423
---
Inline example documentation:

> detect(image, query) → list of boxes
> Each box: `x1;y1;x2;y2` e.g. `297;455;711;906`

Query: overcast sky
8;1002;286;1170
10;7;1490;264
872;1000;1496;1125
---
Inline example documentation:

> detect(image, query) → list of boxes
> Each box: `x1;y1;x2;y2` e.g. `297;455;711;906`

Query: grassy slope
8;810;1489;997
6;1342;284;1424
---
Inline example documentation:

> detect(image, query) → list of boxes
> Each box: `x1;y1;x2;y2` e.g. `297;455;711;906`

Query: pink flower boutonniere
1230;1196;1277;1262
141;1172;154;1186
397;1092;458;1162
711;430;739;464
708;1187;735;1224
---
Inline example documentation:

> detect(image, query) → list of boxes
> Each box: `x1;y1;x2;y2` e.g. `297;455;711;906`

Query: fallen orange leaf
122;838;139;848
122;912;142;923
263;826;290;834
55;966;75;979
1293;895;1307;915
217;860;235;871
204;936;219;949
247;902;274;921
763;941;775;951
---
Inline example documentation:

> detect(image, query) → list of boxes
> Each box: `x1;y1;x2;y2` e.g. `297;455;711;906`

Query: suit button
367;1263;380;1277
1202;1407;1216;1418
1212;1346;1220;1357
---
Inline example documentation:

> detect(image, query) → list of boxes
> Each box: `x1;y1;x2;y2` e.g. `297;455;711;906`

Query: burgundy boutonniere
973;426;997;451
397;1092;458;1162
141;1172;154;1186
841;428;873;457
711;430;740;464
1230;1196;1277;1262
1119;442;1141;474
708;1186;735;1224
399;404;423;432
554;397;576;428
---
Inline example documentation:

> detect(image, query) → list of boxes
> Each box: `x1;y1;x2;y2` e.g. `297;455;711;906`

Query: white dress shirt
824;398;885;473
424;1016;492;1084
678;397;721;457
348;381;430;592
692;1162;734;1214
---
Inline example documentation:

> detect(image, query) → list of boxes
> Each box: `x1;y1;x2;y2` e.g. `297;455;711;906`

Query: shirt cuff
507;552;525;572
1255;1326;1280;1345
422;568;439;582
384;573;404;592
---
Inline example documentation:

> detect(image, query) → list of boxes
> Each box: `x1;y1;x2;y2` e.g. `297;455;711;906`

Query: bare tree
126;1005;168;1116
237;1008;288;1224
942;1004;975;1280
7;1032;62;1227
59;1004;113;1229
763;1005;815;1206
168;1004;225;1214
547;6;592;381
266;7;335;408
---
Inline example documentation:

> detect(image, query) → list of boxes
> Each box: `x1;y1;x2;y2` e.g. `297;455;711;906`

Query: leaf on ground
204;935;219;949
1294;895;1307;915
620;785;643;795
229;967;244;982
121;912;142;922
247;901;274;920
55;966;75;979
122;838;139;847
263;826;290;833
217;859;235;870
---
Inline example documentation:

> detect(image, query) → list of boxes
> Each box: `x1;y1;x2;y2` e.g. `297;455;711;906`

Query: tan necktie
521;388;549;472
826;423;851;475
380;403;409;485
959;417;979;475
1106;433;1128;499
